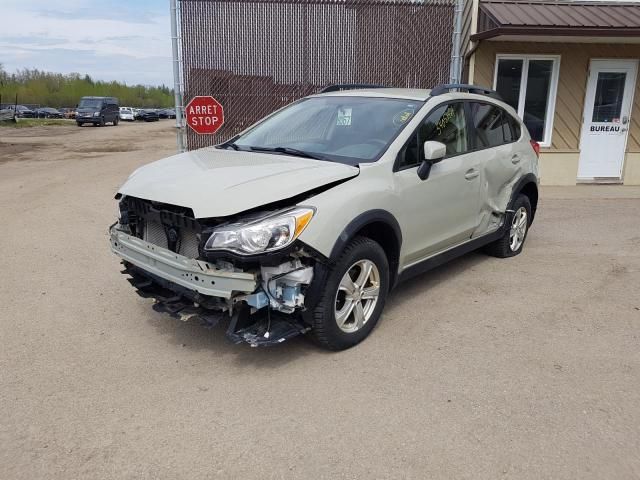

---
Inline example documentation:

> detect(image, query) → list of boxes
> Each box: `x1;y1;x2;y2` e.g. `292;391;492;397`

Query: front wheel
113;117;119;126
309;236;389;350
485;194;532;258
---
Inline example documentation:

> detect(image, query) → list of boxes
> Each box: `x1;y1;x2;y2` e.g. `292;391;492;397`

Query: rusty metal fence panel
180;0;455;150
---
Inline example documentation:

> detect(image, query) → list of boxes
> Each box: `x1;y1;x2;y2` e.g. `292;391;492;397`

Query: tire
484;194;532;258
309;236;389;350
98;117;105;127
113;117;119;126
76;122;83;127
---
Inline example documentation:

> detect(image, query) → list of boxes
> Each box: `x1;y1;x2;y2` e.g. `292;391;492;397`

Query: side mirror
417;141;446;180
424;141;446;162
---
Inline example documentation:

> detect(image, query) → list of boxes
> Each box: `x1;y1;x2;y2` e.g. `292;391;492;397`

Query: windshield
78;99;103;109
231;96;423;165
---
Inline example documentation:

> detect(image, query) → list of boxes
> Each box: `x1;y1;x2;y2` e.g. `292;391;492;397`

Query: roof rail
430;83;502;100
320;83;385;93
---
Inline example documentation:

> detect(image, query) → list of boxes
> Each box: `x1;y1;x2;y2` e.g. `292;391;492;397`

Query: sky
0;0;173;86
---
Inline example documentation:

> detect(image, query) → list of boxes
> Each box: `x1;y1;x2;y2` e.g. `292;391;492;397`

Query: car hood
117;148;359;218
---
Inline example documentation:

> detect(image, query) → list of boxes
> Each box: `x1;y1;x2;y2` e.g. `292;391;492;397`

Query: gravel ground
1;122;640;479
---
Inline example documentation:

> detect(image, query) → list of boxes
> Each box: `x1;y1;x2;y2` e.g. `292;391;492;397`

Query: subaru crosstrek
109;84;539;350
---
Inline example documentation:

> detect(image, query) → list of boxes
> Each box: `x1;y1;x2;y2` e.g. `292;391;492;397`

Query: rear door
395;102;482;265
468;101;524;235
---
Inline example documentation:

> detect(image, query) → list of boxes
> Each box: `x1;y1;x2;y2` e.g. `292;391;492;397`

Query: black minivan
76;96;120;127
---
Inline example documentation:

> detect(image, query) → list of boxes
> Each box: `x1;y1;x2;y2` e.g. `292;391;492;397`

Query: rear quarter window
469;102;518;148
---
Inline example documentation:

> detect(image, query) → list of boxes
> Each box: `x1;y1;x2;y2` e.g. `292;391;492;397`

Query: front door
394;102;481;266
578;59;638;180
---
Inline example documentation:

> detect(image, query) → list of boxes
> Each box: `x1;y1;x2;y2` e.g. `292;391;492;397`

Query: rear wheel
76;122;83;127
485;194;532;258
309;237;389;350
113;117;119;126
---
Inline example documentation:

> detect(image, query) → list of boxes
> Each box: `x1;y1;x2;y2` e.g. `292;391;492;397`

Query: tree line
0;65;174;108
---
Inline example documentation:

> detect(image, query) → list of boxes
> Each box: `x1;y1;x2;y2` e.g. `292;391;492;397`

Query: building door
578;59;638;180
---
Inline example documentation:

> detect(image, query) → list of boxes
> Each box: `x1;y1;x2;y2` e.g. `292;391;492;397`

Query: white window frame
493;54;561;147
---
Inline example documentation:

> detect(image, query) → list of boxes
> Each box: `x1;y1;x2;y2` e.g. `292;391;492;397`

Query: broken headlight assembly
204;207;315;255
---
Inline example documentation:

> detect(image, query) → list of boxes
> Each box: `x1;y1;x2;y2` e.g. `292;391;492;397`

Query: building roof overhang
472;1;640;41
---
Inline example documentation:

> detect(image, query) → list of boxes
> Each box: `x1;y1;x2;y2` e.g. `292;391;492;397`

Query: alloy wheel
334;259;380;333
509;206;528;251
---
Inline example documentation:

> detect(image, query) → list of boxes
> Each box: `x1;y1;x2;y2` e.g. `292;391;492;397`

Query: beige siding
460;0;476;82
460;0;474;59
473;42;640;153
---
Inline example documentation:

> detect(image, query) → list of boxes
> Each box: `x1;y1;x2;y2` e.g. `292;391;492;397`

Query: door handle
464;168;479;180
511;154;521;164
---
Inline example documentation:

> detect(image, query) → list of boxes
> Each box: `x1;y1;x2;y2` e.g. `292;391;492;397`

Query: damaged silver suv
110;84;539;350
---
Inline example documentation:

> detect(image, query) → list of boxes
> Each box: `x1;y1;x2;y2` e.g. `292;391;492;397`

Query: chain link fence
179;0;455;150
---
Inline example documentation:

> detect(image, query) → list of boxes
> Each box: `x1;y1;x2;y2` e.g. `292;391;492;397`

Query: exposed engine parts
113;196;321;346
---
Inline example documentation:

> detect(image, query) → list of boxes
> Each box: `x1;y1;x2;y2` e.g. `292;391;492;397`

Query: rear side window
507;114;521;141
397;102;468;169
469;102;521;148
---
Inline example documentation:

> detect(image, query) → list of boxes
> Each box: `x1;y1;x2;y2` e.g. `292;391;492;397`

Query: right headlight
204;207;315;255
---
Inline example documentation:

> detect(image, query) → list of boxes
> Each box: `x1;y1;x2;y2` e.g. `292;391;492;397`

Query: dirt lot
1;122;640;479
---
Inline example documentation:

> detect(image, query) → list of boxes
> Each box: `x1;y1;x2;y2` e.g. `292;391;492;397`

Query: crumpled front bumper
109;225;257;298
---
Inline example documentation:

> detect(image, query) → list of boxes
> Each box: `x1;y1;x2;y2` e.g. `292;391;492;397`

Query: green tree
0;66;174;108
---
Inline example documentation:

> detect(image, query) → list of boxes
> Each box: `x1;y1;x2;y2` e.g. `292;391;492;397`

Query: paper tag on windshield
336;107;352;126
393;107;415;126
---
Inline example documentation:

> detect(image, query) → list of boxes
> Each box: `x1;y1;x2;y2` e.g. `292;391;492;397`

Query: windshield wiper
218;135;242;151
248;146;325;160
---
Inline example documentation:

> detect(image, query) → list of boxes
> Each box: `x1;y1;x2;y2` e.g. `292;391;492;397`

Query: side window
508;114;521;141
502;115;514;143
397;102;468;169
470;102;511;148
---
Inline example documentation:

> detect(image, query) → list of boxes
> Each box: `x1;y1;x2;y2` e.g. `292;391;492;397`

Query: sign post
185;96;224;135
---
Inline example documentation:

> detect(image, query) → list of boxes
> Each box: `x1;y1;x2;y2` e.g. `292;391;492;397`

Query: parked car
60;108;76;119
36;107;64;119
15;105;35;118
110;84;540;350
119;107;135;121
76;96;119;127
158;108;176;119
136;109;159;122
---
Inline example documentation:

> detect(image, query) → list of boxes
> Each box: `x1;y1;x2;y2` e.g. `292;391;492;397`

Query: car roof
312;87;516;114
313;88;432;101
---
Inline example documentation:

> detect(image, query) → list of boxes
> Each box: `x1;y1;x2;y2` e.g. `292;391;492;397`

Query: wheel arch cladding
513;174;538;221
329;209;402;288
519;181;538;220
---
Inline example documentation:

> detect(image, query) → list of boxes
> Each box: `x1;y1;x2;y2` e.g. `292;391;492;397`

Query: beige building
463;0;640;185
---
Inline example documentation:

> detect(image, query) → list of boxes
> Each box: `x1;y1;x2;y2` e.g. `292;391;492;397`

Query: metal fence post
449;0;464;84
170;0;186;153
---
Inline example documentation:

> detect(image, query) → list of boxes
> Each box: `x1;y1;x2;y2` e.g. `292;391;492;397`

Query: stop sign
185;96;224;135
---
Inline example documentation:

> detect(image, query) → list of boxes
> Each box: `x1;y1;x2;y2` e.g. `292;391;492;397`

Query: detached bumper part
226;305;310;347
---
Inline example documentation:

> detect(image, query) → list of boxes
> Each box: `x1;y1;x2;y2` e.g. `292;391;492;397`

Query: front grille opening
126;197;204;259
142;219;202;259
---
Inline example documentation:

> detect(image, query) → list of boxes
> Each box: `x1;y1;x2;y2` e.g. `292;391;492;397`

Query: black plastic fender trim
328;209;403;288
510;173;539;222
